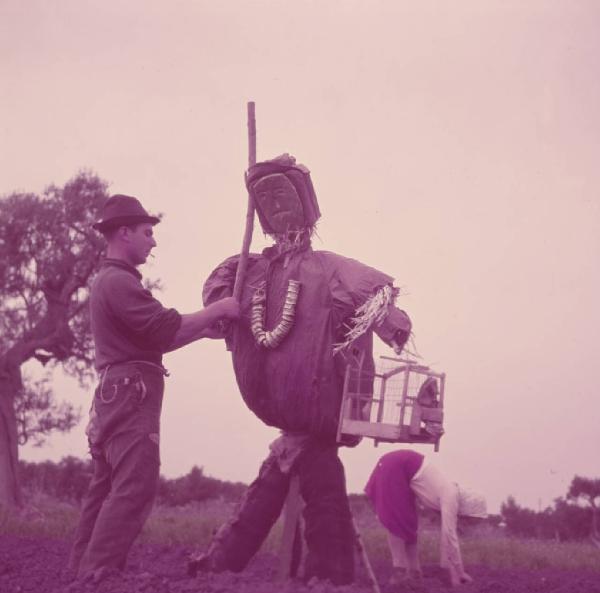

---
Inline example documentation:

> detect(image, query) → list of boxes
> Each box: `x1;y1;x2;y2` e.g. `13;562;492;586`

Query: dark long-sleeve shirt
90;259;182;370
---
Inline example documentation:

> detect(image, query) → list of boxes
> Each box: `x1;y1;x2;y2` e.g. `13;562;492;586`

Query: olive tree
568;476;600;548
0;171;108;506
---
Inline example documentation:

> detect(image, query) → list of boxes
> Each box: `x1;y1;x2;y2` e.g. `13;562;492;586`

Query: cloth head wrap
245;153;321;234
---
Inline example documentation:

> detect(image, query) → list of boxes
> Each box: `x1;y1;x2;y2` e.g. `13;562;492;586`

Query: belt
99;360;170;377
98;360;169;405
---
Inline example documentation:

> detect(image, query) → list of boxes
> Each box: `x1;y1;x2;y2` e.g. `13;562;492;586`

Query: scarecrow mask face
252;173;305;233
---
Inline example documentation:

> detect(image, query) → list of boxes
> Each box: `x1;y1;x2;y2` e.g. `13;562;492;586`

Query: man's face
252;174;304;233
125;223;156;265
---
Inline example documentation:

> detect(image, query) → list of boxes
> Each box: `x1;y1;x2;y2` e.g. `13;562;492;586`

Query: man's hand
200;325;227;340
166;297;240;352
210;296;240;320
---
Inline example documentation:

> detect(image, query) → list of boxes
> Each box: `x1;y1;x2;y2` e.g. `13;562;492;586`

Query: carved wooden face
251;173;304;233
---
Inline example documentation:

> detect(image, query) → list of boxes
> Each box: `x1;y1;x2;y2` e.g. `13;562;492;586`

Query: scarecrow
191;154;412;585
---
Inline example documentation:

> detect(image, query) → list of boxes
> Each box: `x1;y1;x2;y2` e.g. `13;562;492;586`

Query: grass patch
0;496;79;539
139;499;284;552
352;499;600;573
139;499;233;547
461;534;600;572
2;496;599;573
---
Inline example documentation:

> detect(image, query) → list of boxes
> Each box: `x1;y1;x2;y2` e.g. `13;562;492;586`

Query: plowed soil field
1;534;599;593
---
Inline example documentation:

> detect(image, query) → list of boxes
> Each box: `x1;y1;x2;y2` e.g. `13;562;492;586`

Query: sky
1;0;599;514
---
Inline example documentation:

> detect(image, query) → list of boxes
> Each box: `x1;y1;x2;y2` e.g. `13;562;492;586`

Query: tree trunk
0;364;23;508
0;296;76;508
591;503;600;549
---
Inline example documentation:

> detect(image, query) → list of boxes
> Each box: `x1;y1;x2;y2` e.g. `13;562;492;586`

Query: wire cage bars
336;356;445;451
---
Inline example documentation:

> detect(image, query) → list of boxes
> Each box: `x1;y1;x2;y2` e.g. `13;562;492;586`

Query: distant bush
156;466;246;506
501;493;594;543
6;464;600;574
18;459;599;550
18;457;246;506
19;457;93;502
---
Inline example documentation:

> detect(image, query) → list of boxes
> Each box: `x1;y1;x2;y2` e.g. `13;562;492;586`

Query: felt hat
92;194;160;232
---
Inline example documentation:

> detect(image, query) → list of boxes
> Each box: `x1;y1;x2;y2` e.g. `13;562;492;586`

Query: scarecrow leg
188;452;290;575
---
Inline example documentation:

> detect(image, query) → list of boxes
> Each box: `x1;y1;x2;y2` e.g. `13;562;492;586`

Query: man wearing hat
365;449;487;587
69;194;240;581
191;155;412;585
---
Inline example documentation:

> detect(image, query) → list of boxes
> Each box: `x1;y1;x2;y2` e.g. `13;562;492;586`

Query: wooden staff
232;101;257;300
352;516;382;593
277;475;304;580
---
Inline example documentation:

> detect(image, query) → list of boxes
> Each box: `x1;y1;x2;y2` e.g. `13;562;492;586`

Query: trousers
200;440;355;585
69;362;166;576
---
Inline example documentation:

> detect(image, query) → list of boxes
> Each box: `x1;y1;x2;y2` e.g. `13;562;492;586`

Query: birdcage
336;356;445;451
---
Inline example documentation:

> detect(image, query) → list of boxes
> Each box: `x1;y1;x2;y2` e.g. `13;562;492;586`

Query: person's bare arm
166;297;239;352
404;541;422;577
440;493;470;587
386;533;422;584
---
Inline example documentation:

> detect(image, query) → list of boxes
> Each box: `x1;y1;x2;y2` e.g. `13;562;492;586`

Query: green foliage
0;496;79;539
501;481;598;542
139;500;247;547
567;475;600;545
15;376;81;446
18;457;247;506
568;476;600;507
0;171;109;449
0;171;107;368
351;498;600;573
19;456;94;502
140;500;290;554
459;533;600;572
3;468;600;574
156;465;247;507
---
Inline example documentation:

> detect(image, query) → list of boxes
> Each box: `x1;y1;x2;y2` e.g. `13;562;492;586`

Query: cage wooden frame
336;356;445;451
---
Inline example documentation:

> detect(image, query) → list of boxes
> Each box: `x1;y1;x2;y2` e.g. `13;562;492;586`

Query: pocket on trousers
92;372;147;445
85;400;104;459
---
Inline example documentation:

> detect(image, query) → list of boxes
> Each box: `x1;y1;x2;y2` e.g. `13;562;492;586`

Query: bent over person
365;449;487;587
189;154;412;585
68;194;239;581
